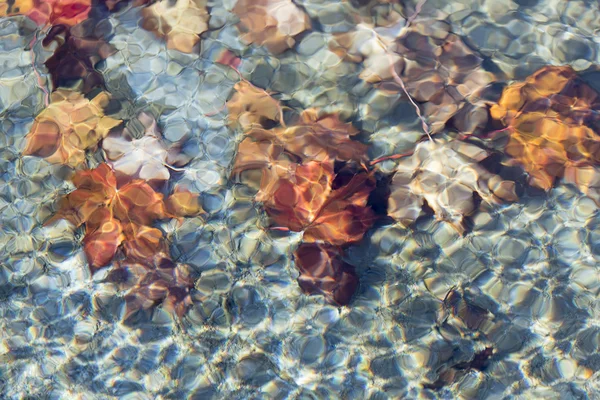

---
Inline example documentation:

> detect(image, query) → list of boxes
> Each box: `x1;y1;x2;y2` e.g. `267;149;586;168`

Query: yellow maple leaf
491;65;600;193
141;0;209;54
23;89;121;168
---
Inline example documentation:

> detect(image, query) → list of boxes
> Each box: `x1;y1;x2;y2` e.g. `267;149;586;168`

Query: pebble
2;1;600;398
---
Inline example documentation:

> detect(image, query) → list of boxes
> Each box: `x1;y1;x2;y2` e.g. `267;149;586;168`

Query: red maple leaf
262;159;376;245
294;243;359;305
47;163;201;271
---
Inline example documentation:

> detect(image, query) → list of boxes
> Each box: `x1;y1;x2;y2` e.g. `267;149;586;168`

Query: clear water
2;0;600;399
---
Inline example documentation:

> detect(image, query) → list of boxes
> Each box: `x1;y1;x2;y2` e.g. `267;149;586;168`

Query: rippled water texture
2;0;600;398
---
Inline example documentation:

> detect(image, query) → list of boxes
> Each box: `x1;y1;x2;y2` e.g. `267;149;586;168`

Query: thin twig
370;150;415;166
374;0;432;142
387;52;433;142
406;0;428;26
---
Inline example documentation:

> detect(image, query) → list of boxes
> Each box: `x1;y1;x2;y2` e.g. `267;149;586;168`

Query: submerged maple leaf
330;21;494;134
233;0;311;54
229;97;374;304
231;106;374;243
23;89;122;168
108;259;194;320
227;81;283;131
490;65;600;202
46;163;167;270
43;24;117;93
294;243;359;306
262;159;376;245
46;163;201;270
5;0;92;27
387;138;517;234
102;112;192;183
240;108;369;165
141;0;209;53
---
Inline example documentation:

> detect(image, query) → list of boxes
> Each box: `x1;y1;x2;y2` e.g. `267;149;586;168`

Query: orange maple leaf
244;108;369;164
490;65;600;198
23;89;121;168
230;98;374;244
47;163;200;271
261;159;376;245
2;0;93;27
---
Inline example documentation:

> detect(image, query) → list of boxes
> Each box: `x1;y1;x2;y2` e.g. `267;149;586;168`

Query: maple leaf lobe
491;65;600;201
23;89;121;168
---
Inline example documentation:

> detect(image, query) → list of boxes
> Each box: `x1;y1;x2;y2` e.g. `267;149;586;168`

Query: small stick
406;0;428;27
269;226;291;232
370;150;415;166
373;0;433;142
393;0;432;141
387;52;433;142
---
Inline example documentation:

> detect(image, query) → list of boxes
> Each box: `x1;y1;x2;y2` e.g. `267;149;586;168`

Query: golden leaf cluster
491;65;600;202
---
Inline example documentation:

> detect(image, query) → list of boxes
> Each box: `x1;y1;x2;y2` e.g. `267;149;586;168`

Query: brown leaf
43;24;117;93
294;243;358;305
233;0;311;54
231;103;373;244
244;109;369;164
166;190;203;217
23;89;122;168
227;81;283;131
387;138;517;234
490;65;600;201
330;22;495;134
141;0;209;53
